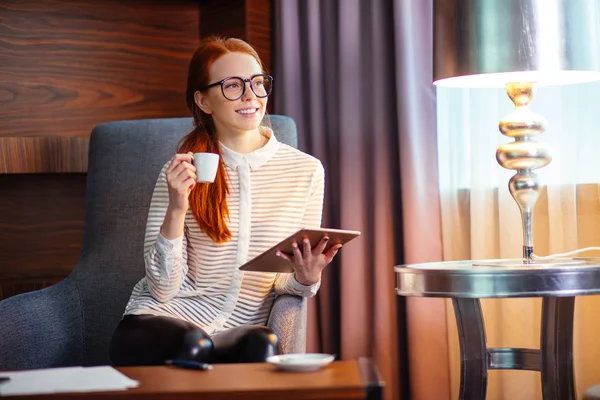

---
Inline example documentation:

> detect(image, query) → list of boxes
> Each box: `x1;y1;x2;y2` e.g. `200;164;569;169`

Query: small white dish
266;353;335;372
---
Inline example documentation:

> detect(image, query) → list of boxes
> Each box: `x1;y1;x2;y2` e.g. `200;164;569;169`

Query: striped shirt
123;128;324;335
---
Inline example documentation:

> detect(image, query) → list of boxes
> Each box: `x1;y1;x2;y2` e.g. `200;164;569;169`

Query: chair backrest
71;115;297;365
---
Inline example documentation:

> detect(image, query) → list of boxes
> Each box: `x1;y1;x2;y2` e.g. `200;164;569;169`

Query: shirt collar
218;127;280;171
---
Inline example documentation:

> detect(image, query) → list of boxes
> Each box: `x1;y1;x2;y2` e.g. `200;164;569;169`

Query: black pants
109;315;280;366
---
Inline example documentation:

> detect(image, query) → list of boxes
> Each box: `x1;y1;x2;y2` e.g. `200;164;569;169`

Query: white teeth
237;108;257;114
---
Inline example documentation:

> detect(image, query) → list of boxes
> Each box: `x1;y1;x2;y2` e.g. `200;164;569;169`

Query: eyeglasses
199;74;273;101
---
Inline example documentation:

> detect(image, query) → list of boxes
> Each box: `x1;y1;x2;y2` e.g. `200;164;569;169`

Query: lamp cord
533;247;600;260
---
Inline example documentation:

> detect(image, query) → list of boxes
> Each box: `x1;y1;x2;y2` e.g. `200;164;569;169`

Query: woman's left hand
276;236;342;286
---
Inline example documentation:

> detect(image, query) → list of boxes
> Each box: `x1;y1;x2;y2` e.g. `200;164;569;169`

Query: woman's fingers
302;238;311;260
173;165;197;182
323;244;342;263
181;176;196;191
291;241;303;260
170;160;196;177
276;250;293;263
167;161;196;188
166;153;194;175
314;236;329;255
172;170;196;191
277;237;342;275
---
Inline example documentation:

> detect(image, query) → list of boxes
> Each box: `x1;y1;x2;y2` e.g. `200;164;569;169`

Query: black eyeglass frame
198;74;273;101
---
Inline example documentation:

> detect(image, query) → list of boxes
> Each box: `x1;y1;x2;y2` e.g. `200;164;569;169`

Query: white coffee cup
192;153;220;183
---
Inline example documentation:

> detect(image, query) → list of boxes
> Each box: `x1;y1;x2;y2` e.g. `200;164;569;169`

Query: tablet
238;228;361;273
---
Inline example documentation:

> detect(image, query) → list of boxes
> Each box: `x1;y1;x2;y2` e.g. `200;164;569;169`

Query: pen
165;359;213;370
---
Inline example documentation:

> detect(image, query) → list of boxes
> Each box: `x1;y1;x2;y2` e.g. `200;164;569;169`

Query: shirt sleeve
143;162;189;302
274;160;325;297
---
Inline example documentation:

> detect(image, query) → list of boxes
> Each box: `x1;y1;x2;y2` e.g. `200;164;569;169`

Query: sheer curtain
437;82;600;399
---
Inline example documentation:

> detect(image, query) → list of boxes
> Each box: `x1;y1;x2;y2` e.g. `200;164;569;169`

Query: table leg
452;298;487;400
540;297;576;400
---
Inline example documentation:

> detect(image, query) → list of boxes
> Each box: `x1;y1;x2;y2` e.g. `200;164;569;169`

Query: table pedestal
453;297;575;400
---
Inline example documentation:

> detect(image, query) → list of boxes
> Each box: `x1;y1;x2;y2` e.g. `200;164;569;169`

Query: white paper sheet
0;366;139;396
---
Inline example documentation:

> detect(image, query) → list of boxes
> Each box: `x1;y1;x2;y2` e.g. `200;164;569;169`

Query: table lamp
433;0;600;264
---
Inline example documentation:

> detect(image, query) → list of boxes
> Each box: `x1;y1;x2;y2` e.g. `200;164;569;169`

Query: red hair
180;36;266;243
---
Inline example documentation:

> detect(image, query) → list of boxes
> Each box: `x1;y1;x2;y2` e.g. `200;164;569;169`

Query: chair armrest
267;294;307;354
0;279;83;369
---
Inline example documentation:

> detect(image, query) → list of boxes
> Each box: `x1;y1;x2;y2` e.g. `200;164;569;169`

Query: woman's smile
235;106;260;117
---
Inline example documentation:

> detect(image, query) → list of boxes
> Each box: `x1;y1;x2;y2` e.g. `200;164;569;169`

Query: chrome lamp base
496;82;552;264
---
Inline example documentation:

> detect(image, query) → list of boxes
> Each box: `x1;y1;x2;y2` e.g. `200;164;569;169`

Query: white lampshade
433;0;600;88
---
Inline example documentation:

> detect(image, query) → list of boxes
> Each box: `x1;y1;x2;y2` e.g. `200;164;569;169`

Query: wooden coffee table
2;358;383;400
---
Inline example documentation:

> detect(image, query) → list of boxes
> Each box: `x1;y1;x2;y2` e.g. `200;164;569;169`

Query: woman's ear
194;91;212;115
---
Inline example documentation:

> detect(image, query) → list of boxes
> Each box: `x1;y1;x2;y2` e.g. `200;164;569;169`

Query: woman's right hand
165;152;197;214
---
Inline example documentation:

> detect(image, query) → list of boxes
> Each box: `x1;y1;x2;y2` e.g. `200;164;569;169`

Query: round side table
395;259;600;400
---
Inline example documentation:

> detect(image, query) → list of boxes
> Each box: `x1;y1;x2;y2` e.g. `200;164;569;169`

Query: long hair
180;36;266;243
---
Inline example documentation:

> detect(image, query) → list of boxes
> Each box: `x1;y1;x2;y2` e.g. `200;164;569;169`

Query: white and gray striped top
123;129;324;335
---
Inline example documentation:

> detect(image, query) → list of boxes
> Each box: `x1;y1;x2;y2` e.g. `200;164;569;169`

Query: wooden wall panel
0;137;89;173
246;0;273;75
0;173;86;296
0;0;275;301
0;0;201;300
0;0;200;173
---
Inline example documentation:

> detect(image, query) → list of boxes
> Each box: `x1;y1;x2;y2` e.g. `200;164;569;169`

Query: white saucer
266;353;335;372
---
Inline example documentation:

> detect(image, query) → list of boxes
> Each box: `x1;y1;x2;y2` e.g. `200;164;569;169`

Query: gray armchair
0;115;306;370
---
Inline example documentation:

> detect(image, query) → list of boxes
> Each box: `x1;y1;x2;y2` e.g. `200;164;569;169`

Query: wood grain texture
199;0;273;81
246;0;274;113
0;174;85;295
0;0;276;300
246;0;272;75
0;0;200;172
0;136;89;173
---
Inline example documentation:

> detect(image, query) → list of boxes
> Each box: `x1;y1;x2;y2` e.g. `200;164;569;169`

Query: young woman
109;37;341;366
